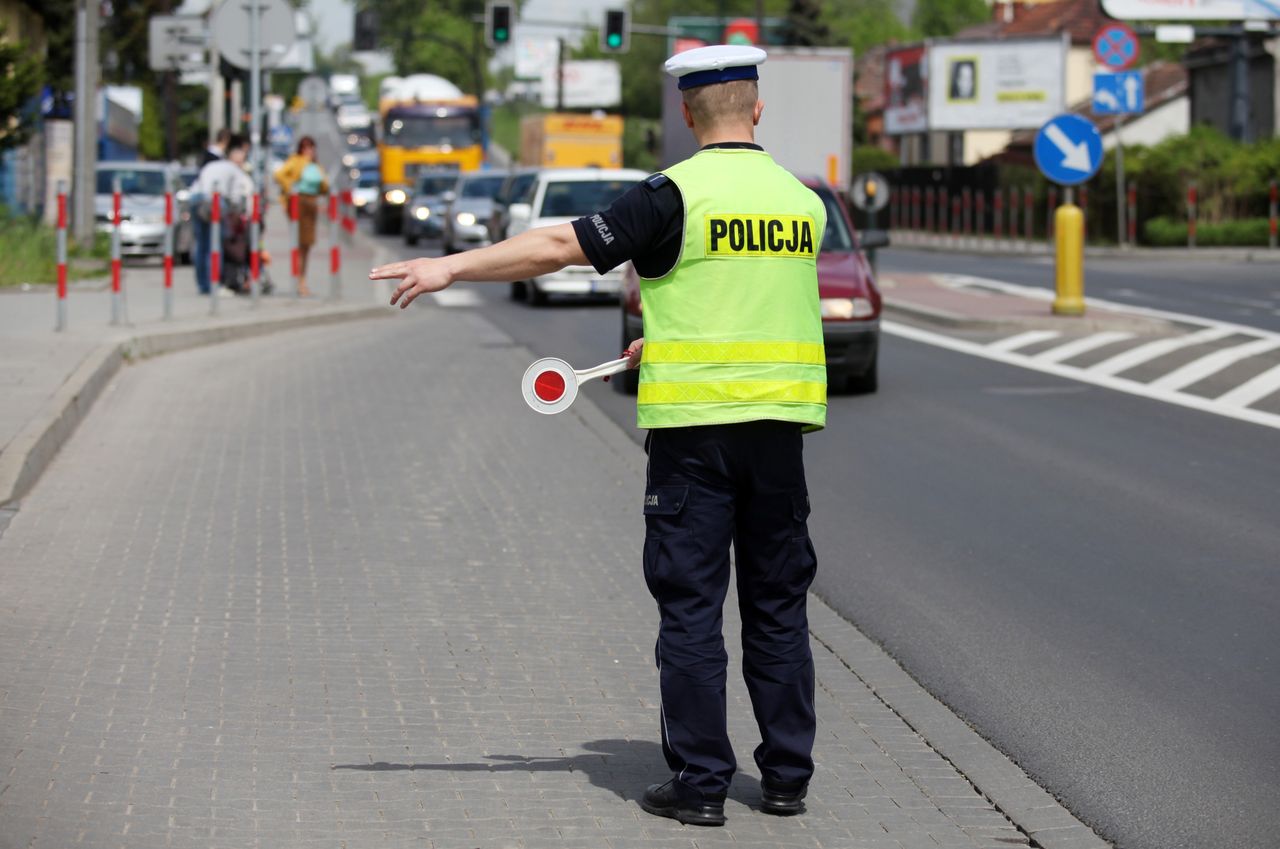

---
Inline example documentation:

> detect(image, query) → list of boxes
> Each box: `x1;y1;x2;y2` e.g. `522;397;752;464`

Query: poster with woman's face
948;59;977;102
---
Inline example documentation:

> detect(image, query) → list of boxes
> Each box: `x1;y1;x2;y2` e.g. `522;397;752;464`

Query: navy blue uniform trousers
643;421;817;800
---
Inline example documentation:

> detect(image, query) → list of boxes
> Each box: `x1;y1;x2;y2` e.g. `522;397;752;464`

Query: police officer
370;44;825;827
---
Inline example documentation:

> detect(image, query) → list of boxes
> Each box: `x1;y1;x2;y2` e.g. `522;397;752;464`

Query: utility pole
1229;23;1251;142
73;0;100;249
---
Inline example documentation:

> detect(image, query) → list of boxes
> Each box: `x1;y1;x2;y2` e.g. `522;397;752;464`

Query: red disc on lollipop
534;370;566;403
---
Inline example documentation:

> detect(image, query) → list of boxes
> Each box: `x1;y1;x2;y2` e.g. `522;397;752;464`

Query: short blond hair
681;79;758;127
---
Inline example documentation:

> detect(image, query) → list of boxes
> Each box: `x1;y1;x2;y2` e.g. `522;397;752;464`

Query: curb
464;308;1112;849
807;602;1110;849
0;234;396;510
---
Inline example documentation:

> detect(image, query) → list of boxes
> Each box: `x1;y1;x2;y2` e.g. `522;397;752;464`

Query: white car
506;167;648;305
336;101;372;131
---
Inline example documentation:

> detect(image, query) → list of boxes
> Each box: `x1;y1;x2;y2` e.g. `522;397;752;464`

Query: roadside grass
0;212;110;288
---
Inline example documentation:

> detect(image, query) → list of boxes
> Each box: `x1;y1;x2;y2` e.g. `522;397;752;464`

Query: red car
616;176;885;395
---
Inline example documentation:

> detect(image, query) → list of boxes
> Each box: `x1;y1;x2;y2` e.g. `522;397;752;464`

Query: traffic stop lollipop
522;356;632;415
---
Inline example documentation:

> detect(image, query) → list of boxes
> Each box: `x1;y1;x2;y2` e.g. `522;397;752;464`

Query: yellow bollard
1053;202;1085;316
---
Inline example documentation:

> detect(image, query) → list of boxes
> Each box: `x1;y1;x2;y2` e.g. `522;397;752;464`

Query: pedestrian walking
192;129;232;293
370;45;824;828
193;133;255;295
274;136;329;297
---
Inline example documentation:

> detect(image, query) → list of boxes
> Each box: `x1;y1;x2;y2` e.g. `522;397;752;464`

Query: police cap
664;44;767;91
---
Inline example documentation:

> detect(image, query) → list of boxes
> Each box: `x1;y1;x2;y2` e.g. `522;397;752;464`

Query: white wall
1102;96;1189;150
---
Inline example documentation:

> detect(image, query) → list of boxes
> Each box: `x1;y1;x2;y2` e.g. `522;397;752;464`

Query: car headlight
414;206;430;221
353;195;367;207
342;154;356;167
384;188;407;205
820;297;875;320
455;212;476;227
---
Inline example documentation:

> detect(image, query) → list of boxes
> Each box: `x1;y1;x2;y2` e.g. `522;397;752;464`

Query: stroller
220;197;273;295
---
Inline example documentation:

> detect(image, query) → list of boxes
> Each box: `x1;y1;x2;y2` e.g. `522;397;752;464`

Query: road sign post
1035;114;1103;315
851;172;889;275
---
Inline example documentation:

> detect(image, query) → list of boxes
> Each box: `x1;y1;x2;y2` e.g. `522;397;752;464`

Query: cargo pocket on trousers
784;491;817;593
642;484;690;598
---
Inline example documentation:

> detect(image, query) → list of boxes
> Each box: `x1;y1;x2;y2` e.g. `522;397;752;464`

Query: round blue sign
1093;24;1140;71
1034;114;1103;187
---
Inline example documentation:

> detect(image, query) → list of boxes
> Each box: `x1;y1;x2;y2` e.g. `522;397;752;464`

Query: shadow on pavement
331;738;764;807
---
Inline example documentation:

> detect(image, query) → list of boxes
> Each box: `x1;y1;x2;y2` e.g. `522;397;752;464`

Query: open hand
369;257;453;309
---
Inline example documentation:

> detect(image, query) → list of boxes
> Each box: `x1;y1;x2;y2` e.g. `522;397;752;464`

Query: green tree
911;0;988;37
0;23;44;152
826;0;912;55
782;0;831;46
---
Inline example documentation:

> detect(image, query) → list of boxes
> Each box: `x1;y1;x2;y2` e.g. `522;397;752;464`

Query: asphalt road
367;226;1280;849
880;247;1280;333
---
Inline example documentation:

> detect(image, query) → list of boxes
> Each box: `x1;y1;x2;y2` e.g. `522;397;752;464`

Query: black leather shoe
760;779;808;815
640;779;726;826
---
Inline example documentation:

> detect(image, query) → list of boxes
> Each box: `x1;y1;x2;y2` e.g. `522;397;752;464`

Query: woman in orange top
274;136;330;297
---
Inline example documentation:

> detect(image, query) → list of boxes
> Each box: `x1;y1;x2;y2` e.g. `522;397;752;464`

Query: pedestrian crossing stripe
883;320;1280;431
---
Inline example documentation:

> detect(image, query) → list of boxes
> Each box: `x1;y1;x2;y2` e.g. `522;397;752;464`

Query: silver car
441;172;507;254
95;162;193;262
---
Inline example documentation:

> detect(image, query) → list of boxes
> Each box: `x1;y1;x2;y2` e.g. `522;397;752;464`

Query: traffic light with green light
485;1;513;49
600;9;629;53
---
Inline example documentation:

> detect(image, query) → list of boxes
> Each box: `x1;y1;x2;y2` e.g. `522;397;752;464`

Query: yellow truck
519;114;623;169
375;74;485;234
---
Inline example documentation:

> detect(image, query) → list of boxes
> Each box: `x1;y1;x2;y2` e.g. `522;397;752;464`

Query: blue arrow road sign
1093;72;1144;115
1035;114;1104;187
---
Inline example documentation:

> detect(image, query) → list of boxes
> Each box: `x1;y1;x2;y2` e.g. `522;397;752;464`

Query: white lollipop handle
574;356;632;384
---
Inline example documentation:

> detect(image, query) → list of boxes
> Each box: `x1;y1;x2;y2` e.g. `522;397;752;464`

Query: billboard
1100;0;1279;19
540;60;622;109
927;37;1066;130
884;45;927;135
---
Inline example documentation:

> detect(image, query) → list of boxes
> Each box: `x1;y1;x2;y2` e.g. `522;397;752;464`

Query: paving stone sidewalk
0;206;390;507
0;307;1100;849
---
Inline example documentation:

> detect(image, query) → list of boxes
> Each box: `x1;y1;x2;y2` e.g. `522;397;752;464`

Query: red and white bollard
110;176;124;325
328;191;341;300
994;188;1004;243
162;191;174;320
250;193;261;304
341;189;356;236
1187;181;1197;249
55;180;68;331
209;191;222;315
976;190;986;244
289;193;301;295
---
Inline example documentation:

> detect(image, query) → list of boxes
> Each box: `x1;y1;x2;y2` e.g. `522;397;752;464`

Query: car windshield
813;187;854;252
539;179;636;218
97;168;167;195
384;114;480;148
416;174;457;195
357;171;380;188
506;173;537;204
460;176;505;199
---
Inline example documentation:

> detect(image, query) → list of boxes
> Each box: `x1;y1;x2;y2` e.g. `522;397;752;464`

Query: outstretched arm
369;223;589;309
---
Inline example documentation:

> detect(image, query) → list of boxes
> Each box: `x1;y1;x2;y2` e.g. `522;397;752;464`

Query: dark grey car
440;172;507;254
402;172;460;246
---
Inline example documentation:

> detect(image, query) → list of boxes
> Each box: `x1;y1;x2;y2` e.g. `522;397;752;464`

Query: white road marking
882;320;1280;431
1088;326;1233;376
431;289;484;307
1147;337;1280;392
987;330;1061;353
1214;362;1280;408
1033;332;1134;364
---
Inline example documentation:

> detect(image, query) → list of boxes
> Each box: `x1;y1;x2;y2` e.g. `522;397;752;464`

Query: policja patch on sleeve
704;214;816;258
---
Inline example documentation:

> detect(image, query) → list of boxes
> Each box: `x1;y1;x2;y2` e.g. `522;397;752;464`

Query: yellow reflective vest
637;147;827;431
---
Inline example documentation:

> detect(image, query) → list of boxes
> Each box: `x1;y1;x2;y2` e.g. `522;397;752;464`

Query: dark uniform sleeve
572;175;683;277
